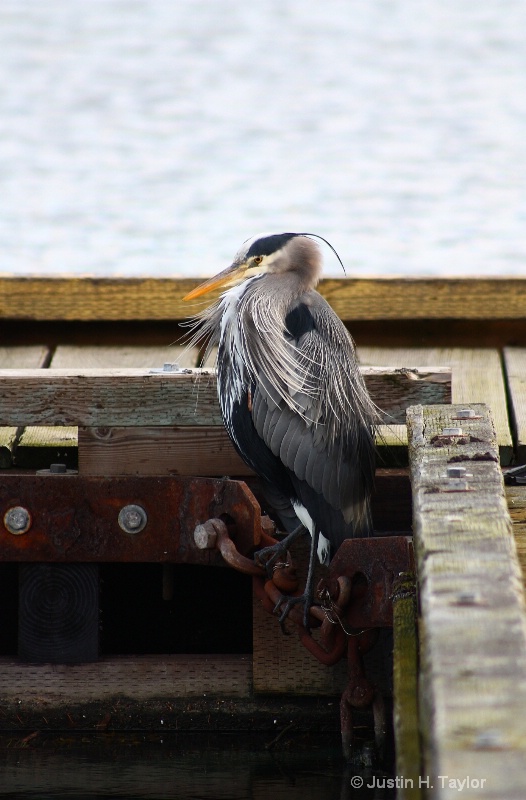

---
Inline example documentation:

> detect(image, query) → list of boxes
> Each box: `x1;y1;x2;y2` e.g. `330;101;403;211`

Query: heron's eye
253;256;263;265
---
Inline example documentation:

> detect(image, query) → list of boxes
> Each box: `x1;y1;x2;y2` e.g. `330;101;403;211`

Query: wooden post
393;573;422;800
407;403;526;799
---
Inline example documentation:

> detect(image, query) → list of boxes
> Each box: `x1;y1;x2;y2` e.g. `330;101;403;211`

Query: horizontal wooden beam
0;655;251;701
407;403;526;798
76;425;411;476
0;366;450;427
1;276;525;321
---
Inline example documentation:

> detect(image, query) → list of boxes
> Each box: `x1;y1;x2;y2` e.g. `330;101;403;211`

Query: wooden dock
1;275;526;796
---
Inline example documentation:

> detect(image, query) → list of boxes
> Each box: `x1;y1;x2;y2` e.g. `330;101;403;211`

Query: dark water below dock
0;734;396;799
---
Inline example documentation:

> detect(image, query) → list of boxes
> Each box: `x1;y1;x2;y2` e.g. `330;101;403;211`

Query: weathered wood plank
77;426;410;477
503;348;526;464
392;576;421;800
507;486;526;595
0;346;50;467
0;654;251;700
1;276;526;321
51;344;199;369
407;403;526;799
14;346;200;468
359;347;513;464
0;366;450;427
78;425;251;476
514;523;526;593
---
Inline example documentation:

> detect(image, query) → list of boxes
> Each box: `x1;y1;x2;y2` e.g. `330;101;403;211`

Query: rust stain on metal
0;475;263;563
324;536;414;628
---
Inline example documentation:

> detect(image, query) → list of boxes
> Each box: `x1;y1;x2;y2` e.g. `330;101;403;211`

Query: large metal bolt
456;408;477;419
474;728;505;750
455;591;480;606
36;463;77;475
194;520;219;549
149;362;181;374
50;463;67;473
4;506;32;535
118;504;148;534
447;465;467;478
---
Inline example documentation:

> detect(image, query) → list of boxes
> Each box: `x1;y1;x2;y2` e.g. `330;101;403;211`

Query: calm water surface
0;738;396;799
1;0;526;278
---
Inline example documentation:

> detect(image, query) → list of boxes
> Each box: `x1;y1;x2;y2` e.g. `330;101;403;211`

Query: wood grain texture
78;425;251;476
14;346;201;468
0;654;251;700
507;486;526;594
0;366;451;427
503;348;526;464
78;426;408;476
392;580;421;800
407;403;526;799
359;346;513;464
0;345;50;467
1;276;526;321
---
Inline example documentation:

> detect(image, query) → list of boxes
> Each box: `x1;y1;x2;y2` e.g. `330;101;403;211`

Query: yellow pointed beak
183;263;246;301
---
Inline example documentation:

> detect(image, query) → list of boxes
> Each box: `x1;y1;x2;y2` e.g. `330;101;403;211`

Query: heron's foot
254;540;291;578
273;586;315;633
254;524;306;577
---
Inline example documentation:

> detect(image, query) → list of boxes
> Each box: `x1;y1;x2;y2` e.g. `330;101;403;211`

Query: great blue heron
184;232;377;628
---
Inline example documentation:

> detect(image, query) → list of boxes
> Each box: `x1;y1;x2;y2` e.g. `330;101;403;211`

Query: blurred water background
1;0;525;278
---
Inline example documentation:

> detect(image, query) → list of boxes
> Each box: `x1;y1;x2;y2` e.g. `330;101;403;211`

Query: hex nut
194;521;218;549
118;504;148;534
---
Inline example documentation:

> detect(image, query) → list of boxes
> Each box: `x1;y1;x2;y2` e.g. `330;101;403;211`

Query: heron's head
183;232;323;301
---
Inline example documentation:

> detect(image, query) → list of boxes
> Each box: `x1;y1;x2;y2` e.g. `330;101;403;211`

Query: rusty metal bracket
324;535;415;629
0;474;268;563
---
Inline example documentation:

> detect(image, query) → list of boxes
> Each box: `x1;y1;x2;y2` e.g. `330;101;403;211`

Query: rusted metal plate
326;535;414;627
0;475;261;562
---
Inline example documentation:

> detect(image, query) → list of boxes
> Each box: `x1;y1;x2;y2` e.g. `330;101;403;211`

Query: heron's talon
272;593;305;621
254;524;306;577
255;542;290;577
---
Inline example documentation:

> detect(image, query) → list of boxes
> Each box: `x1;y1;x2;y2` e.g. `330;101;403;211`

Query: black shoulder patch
285;303;316;340
245;233;297;259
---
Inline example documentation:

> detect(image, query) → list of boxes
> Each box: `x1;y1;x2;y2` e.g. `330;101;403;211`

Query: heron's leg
254;523;306;576
274;528;320;632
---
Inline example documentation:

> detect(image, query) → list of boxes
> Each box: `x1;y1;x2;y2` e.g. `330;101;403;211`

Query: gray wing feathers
248;293;376;537
279;415;305;466
269;412;293;456
292;434;313;481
